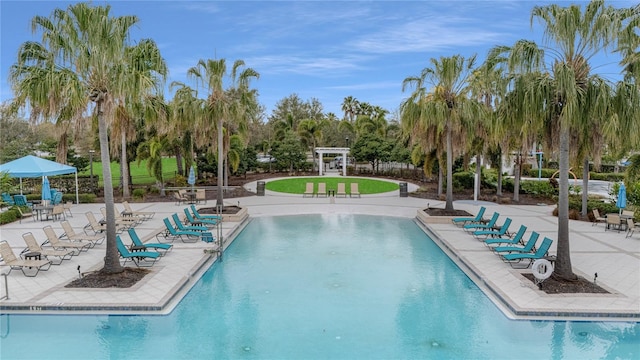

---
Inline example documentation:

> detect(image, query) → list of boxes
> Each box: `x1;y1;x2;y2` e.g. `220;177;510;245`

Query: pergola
315;147;350;176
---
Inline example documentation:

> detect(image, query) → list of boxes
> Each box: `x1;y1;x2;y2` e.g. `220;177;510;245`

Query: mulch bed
522;273;609;294
65;268;150;288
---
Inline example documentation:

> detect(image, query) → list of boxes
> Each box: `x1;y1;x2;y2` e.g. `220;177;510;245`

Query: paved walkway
0;179;638;321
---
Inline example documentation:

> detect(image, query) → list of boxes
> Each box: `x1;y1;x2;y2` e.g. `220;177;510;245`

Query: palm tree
341;96;359;123
187;59;259;207
298;118;327;172
402;55;485;211
10;3;166;274
495;0;630;280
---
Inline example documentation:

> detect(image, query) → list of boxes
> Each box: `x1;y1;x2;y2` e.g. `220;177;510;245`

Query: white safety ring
532;259;553;280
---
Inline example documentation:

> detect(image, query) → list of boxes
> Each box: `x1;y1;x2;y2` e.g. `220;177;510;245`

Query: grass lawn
80;158;178;185
265;177;398;195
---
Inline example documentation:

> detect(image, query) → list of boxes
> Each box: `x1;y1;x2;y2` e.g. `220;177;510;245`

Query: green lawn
80;158;179;185
265;177;398;194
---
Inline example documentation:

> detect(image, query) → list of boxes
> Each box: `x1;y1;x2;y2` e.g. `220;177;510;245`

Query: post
89;150;95;194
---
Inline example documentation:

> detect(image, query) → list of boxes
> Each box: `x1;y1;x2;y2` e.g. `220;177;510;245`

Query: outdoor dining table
32;204;53;221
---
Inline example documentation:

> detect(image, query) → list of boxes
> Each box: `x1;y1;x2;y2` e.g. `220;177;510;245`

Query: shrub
132;188;146;200
0;207;20;225
525;168;557;178
520;180;557;197
452;171;474;190
589;172;625;182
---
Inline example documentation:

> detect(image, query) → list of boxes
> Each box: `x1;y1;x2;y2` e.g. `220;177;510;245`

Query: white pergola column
315;147;350;176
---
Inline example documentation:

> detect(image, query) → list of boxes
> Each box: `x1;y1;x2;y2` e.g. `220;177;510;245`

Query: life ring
532;259;553;280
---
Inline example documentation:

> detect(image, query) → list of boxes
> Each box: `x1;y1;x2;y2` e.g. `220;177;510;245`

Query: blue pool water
1;214;639;359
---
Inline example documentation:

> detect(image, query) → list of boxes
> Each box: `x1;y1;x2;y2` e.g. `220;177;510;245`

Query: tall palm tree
402;55;485;211
341;96;359;123
10;3;166;274
495;0;630;280
187;58;259;207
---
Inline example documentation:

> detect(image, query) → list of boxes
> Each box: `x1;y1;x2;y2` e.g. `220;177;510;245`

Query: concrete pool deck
0;181;638;321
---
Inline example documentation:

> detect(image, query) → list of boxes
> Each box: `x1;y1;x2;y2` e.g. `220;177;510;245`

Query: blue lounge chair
452;206;486;227
116;235;159;267
501;237;553;268
184;208;217;228
1;193;15;206
473;218;512;239
485;225;527;248
128;228;172;255
172;213;207;232
463;213;499;233
190;204;222;221
13;195;33;208
494;232;540;254
158;218;201;243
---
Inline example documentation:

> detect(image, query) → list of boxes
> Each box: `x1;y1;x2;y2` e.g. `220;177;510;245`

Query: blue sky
0;1;634;119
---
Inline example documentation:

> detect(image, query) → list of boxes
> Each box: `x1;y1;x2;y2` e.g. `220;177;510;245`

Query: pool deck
0;180;638;321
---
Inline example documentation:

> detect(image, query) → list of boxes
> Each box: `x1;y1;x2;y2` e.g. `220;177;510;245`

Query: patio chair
115;235;159;267
172;213;207;232
472;218;512;240
128;229;173;256
605;213;622;232
60;221;104;248
174;191;188;205
336;183;347;197
303;182;314;198
626;218;640;238
13;195;33;208
463;212;500;233
591;209;606;226
0;241;51;277
128;228;172;255
485;225;527;249
494;231;540;255
63;201;73;217
1;193;15;206
622;210;634;218
46;204;65;221
190;204;222;221
196;189;207;204
42;226;91;255
184;207;217;228
21;232;73;265
350;183;360;198
15;206;35;223
452;206;486;227
501;237;553;269
114;204;144;224
100;207;136;230
50;191;63;205
83;212;108;235
122;201;155;220
157;218;201;243
316;182;327;197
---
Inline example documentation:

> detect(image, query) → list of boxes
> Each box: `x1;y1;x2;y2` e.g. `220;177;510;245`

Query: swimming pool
1;214;638;359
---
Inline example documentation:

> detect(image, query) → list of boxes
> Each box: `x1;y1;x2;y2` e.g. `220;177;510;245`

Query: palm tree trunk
513;154;521;202
216;117;224;207
497;152;503;196
438;165;443;196
56;132;68;164
98;101;123;274
445;123;454;211
475;153;482;200
581;157;589;217
555;127;576;280
121;132;130;199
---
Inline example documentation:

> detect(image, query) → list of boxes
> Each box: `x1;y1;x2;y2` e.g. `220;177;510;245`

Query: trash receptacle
399;182;408;197
257;181;265;196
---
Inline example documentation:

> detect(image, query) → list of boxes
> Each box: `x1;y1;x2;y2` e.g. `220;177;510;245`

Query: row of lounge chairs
303;182;361;198
157;205;222;243
452;206;555;269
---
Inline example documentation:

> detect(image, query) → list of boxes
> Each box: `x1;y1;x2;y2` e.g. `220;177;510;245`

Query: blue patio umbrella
188;166;196;191
616;182;627;214
41;176;51;205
